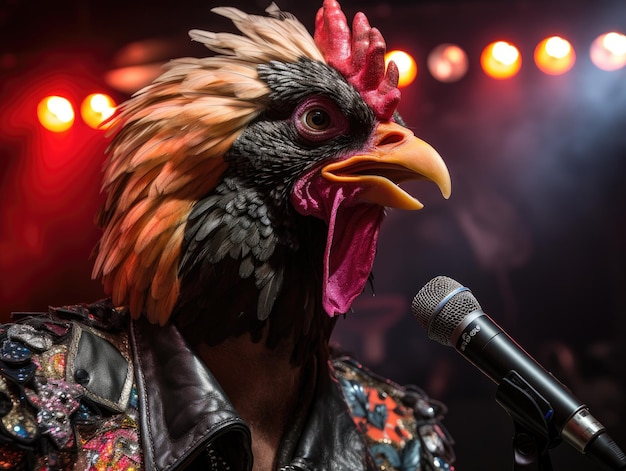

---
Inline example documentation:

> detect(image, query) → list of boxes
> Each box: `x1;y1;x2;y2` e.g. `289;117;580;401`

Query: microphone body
412;276;626;470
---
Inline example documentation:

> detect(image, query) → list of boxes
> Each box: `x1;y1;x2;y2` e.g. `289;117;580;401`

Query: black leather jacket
131;319;378;471
0;302;454;470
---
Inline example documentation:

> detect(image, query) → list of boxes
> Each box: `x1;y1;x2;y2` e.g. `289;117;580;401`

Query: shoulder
0;300;141;470
331;356;456;471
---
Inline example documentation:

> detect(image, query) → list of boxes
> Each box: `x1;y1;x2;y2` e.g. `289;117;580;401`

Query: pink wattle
292;171;384;317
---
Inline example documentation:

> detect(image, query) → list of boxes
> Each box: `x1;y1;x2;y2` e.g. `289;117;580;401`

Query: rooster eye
303;108;331;130
294;96;349;143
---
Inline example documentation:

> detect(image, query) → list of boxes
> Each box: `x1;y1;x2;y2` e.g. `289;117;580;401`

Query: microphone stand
495;371;560;471
511;421;554;471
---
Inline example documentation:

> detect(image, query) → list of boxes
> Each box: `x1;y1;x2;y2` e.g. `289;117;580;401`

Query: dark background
1;1;625;469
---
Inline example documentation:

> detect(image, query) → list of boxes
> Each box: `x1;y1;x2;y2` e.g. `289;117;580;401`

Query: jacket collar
288;366;377;470
130;318;252;471
130;318;376;471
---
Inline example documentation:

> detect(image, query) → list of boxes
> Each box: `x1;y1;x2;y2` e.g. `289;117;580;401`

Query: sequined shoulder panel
0;300;142;470
332;357;456;471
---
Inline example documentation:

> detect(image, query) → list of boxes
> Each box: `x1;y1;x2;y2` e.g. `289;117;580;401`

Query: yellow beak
321;122;451;209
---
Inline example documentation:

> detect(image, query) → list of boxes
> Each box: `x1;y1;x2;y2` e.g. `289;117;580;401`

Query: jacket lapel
129;318;253;471
288;362;377;471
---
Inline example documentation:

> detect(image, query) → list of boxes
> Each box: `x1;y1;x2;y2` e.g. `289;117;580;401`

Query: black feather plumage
171;59;375;363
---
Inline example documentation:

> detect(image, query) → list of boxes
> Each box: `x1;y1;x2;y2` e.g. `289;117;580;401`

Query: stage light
384;50;417;87
81;93;116;129
427;44;469;83
534;36;576;75
481;40;522;79
37;96;75;132
590;32;626;71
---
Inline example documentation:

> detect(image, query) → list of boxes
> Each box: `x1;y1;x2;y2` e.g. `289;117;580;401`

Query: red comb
314;0;400;121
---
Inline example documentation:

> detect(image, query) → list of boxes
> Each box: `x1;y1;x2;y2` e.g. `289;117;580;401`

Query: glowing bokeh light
481;41;522;79
37;96;75;132
590;32;626;71
384;50;418;87
81;93;116;129
427;44;469;83
105;64;164;94
534;36;576;75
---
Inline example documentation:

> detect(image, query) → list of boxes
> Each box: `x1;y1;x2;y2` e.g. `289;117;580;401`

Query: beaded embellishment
0;301;142;470
333;357;456;471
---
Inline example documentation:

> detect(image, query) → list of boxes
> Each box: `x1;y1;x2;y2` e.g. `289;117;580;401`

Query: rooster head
93;0;450;358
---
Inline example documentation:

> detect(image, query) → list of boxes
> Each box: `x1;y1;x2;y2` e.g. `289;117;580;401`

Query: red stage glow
0;56;114;314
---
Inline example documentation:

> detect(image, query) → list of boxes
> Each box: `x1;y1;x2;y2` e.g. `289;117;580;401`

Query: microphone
411;275;626;470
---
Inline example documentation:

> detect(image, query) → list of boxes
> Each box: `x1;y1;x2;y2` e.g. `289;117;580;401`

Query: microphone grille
411;276;482;345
